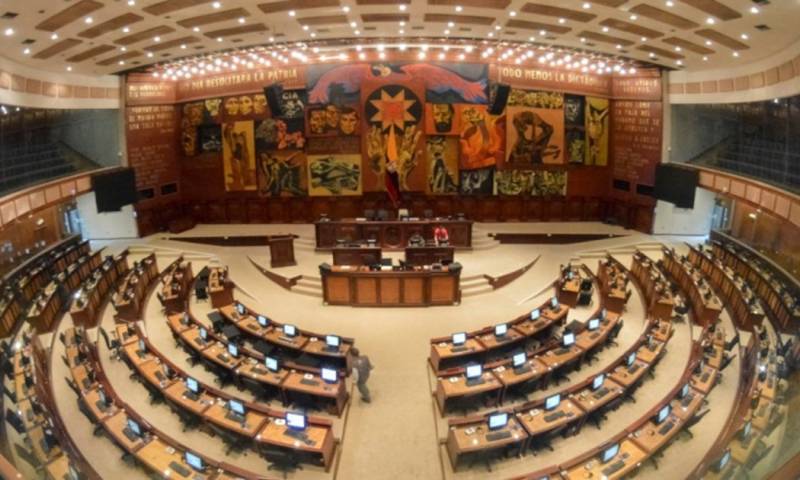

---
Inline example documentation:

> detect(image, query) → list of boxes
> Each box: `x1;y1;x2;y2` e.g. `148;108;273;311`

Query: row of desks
167;314;350;416
597;258;629;314
630;252;675;322
112;253;158;321
159;260;193;314
64;328;274;480
69;253;128;329
115;325;338;470
662;247;723;328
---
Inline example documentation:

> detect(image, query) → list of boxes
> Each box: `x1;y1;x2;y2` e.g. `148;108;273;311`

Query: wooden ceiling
0;0;795;76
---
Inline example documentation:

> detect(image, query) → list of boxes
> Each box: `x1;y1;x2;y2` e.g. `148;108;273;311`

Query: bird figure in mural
308;63;488;104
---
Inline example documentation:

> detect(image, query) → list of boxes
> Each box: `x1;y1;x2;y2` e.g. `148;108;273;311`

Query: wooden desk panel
331;246;382;266
563;439;646;480
436;372;503;414
516;399;582;436
446;416;528;470
321;264;460;306
258;419;336;470
315;219;472;250
405;246;455;266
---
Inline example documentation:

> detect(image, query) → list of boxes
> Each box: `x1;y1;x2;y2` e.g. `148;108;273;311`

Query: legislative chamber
1;1;800;480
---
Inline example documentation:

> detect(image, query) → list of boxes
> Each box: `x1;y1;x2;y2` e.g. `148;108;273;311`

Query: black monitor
199;327;208;340
185;451;204;472
257;315;268;327
495;323;508;337
655;404;671;424
321;367;338;383
98;389;108;406
265;356;279;372
741;421;752;442
236;303;246;316
680;383;690;399
186;377;199;394
600;308;607;320
592;373;604;391
452;332;466;345
714;450;731;472
138;339;146;353
67;464;80;480
286;411;307;431
601;443;620;464
284;324;297;337
544;394;560;411
530;308;541;320
487;412;508;431
326;335;341;348
127;419;142;437
587;318;600;331
550;296;559;309
465;364;482;380
228;399;245;416
512;351;526;368
627;351;637;367
227;343;239;358
562;332;575;347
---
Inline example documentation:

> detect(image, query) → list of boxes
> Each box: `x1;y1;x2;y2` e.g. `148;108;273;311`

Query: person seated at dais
408;232;426;247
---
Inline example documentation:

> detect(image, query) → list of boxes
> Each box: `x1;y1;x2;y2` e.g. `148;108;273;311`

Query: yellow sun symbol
369;88;416;131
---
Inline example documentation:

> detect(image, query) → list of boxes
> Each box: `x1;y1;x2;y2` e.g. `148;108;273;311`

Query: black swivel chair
423;209;434;219
724;333;740;352
376;209;389;221
262;448;303;479
719;353;735;372
364;209;375;220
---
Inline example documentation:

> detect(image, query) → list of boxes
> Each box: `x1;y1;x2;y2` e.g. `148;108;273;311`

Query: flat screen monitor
680;383;690;399
568;271;574;280
487;412;508;430
588;318;600;331
68;464;80;480
127;419;141;437
512;352;526;368
236;303;245;315
227;343;238;358
257;315;268;327
551;297;559;309
326;335;340;347
602;443;620;464
563;332;575;347
452;332;467;345
199;328;207;340
627;352;637;367
265;356;279;372
138;339;146;353
741;421;752;441
321;367;338;383
592;374;605;391
284;324;297;337
228;399;245;416
717;450;731;471
656;404;671;424
465;364;482;380
186;377;199;394
530;308;540;320
544;394;560;411
185;451;203;471
495;323;508;337
600;308;607;320
286;412;307;430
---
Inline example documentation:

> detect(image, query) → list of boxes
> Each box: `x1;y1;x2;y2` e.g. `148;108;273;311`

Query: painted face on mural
239;95;253;115
253;94;267;114
325;105;340;130
224;97;241;116
432;104;454;133
309;109;326;134
205;98;222;118
339;108;358;135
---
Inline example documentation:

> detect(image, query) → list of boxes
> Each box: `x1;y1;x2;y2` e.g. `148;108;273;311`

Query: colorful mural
257;150;307;197
505;106;564;167
222;121;257;191
426;136;459;194
458;104;505;170
308;154;362;196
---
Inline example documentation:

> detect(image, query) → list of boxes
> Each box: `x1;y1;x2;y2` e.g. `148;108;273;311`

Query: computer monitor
286;412;307;431
627;351;637;367
284;324;297;337
138;339;146;353
236;303;245;315
562;332;575;347
67;464;80;480
257;315;268;327
530;308;541;320
326;335;340;348
126;419;142;437
695;360;705;375
186;377;199;394
199;328;207;340
656;404;671;424
265;356;279;372
544;394;560;411
715;450;731;472
452;332;467;345
512;352;527;368
185;451;204;472
465;364;482;380
321;367;338;383
600;308;607;320
228;399;245;416
601;443;620;464
98;389;108;405
680;383;690;399
588;318;600;331
568;271;574;280
495;323;508;337
550;297;559;309
227;343;238;358
592;374;605;391
487;412;508;431
741;421;752;441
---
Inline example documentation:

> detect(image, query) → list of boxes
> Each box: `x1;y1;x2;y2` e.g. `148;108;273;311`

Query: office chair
263;448;303;479
466;444;514;472
724;333;740;352
376;209;389;220
747;443;772;470
423;209;433;219
3;384;16;403
98;328;121;361
580;278;593;292
210;424;249;455
719;353;735;372
364;209;375;220
680;408;710;440
608;320;624;347
622;290;633;311
5;408;24;434
577;291;592;307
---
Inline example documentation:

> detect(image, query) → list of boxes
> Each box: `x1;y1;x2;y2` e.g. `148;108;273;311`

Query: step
461;285;494;297
296;278;322;290
291;286;324;298
461;277;490;287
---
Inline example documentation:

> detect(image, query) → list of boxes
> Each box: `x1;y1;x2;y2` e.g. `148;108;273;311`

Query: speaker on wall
488;83;510;115
264;84;284;117
92;168;137;213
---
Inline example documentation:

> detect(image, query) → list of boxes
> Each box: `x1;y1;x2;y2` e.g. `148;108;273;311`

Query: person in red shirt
434;225;449;246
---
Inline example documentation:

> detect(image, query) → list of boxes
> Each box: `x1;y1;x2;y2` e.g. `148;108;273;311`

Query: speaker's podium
269;235;296;268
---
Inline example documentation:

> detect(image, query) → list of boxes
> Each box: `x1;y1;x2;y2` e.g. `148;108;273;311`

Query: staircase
461;275;493;297
292;275;323;298
471;225;501;250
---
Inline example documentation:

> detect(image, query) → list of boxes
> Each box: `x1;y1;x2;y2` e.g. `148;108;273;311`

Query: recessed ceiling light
302;25;308;31
641;37;647;42
494;25;502;30
455;5;462;12
147;52;153;57
702;56;708;61
674;46;681;51
3;28;13;36
649;52;655;58
193;27;200;32
733;51;739;57
216;37;223;42
580;37;586;43
558;18;566;24
128;0;135;5
288;10;295;17
118;60;125;65
350;21;357;28
448;21;454;27
23;48;30;55
269;36;275;42
238;17;245;24
84;17;93;24
354;30;360;35
310;32;316;37
602;26;609;32
123;27;130;33
120;46;127;51
444;29;450;34
616;44;622;49
509;11;516;17
212;1;221;8
582;2;591;9
154;36;161;42
488;32;494;37
399;29;404;34
629;14;637;20
706;17;715;25
50;33;58;40
342;6;350;12
66;65;73;71
705;40;712;46
750;6;759;14
180;44;187;49
539;29;546;36
676;60;682;65
740;33;748;40
665;0;674;6
399;4;406;11
529;36;536;41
